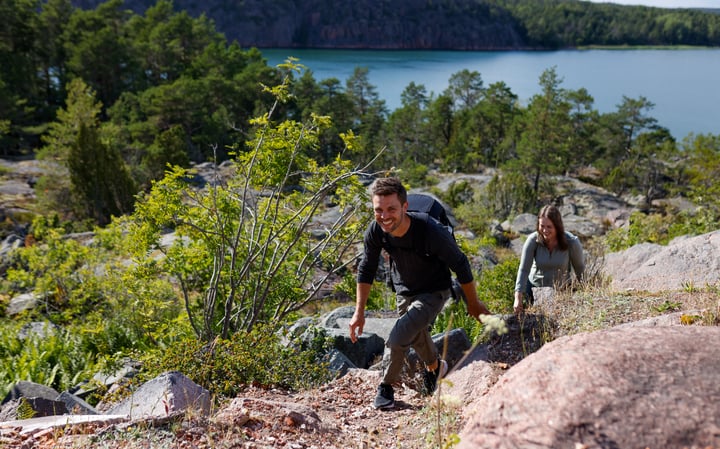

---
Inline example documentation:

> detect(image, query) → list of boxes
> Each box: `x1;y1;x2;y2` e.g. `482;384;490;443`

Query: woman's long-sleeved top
514;231;585;292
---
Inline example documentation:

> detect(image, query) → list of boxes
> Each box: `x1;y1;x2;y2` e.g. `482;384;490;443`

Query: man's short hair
370;177;407;204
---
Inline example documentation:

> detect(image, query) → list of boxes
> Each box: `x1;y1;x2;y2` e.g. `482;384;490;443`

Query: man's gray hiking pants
381;289;450;385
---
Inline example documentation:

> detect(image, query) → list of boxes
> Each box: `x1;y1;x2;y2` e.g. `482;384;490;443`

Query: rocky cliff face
72;0;530;50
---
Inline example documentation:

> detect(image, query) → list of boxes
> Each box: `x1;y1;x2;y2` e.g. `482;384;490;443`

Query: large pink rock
605;230;720;292
457;326;720;449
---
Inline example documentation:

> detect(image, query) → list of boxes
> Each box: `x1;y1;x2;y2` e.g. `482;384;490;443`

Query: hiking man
349;177;491;409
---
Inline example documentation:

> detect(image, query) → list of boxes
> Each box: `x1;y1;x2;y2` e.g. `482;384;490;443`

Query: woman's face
538;216;557;242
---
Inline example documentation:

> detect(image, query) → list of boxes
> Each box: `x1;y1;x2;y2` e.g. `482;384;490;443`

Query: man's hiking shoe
422;359;448;396
374;383;395;409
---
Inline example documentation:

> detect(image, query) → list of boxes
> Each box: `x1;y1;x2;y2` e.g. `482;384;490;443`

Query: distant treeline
1;0;720;229
69;0;720;49
491;0;720;48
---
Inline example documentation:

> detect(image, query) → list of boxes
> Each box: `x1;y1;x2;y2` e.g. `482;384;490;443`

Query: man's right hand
349;312;365;343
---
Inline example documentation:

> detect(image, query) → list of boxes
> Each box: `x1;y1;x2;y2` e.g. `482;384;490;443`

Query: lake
262;49;720;140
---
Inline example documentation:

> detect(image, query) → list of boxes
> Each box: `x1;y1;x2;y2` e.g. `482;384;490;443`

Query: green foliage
605;205;720;253
438;180;474;210
432;257;516;341
0;215;193;398
511;67;573;196
455;171;534;236
604;211;671;251
683;134;720;198
16;398;37;420
5;218;96;315
401;162;430;186
490;0;720;48
142;324;334;397
4;0;720;411
34;78;137;225
69;122;137;225
433;300;483;342
334;271;392;311
0;321;98;399
666;207;720;238
476;257;518;316
453;201;492;240
654;300;682;313
124;64;372;341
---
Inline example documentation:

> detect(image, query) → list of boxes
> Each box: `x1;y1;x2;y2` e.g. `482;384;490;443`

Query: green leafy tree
37;0;73;108
126;0;221;87
683;134;720;204
385;82;431;172
445;69;484;110
36;78;101;221
472;81;519;169
37;78;135;225
126;68;375;340
665;133;720;235
565;87;600;172
511;66;573;196
62;0;138;109
290;70;356;164
474;169;535;222
107;20;275;170
599;96;661;196
433;69;485;171
345;67;388;165
68;122;136;225
606;128;678;206
0;0;44;153
141;124;191;182
426;93;454;151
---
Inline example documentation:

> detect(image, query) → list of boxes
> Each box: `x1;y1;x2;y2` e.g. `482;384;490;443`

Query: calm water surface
262;49;720;140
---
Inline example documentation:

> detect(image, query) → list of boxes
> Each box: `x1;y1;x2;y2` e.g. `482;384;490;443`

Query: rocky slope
2;159;719;448
3;288;718;448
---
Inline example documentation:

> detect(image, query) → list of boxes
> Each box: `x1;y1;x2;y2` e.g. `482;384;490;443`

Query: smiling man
349;177;491;409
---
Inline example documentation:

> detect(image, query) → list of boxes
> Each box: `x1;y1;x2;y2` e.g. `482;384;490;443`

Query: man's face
372;193;407;235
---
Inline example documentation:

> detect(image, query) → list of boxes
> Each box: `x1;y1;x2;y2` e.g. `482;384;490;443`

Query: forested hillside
70;0;720;49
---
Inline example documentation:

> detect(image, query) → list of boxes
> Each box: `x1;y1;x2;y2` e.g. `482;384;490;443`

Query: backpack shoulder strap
408;212;431;257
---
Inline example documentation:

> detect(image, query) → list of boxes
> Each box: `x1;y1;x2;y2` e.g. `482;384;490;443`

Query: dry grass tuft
534;283;720;341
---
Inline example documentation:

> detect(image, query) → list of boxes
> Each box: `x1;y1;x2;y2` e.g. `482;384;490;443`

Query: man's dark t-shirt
357;213;473;297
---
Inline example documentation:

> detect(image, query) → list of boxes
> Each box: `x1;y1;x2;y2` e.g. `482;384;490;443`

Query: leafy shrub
432;257;517;341
0;321;98;399
124;70;370;341
402;162;430;186
478;171;536;221
433;299;484;342
143;323;334;397
453;201;492;240
604;205;720;253
604;211;671;251
436;180;474;210
477;257;518;315
0;214;194;399
334;270;393;311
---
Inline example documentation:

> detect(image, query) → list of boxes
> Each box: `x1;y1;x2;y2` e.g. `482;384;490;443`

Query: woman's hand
513;291;524;315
